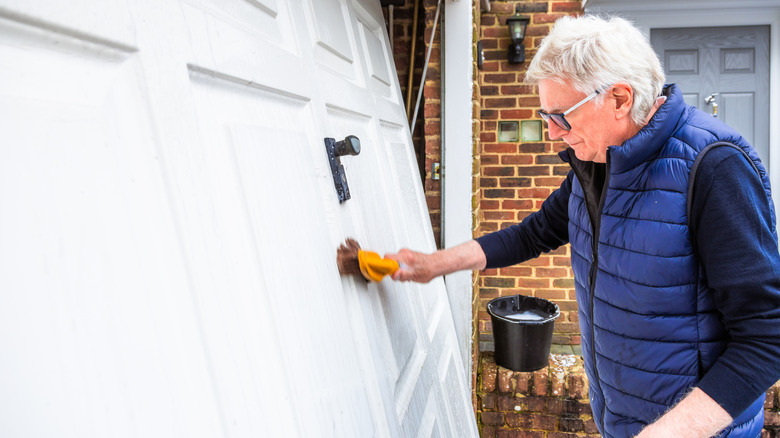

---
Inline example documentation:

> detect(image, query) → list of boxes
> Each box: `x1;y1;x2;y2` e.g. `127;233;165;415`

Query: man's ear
611;83;633;120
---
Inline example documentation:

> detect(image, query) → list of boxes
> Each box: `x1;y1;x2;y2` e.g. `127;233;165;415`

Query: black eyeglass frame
537;88;604;131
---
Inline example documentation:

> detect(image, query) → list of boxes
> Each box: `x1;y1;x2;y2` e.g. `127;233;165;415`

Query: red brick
516;166;551;176
533;13;566;24
529;413;557;430
479;222;498;234
765;411;780;427
484;73;518;83
497;394;524;412
532;369;549;396
499;266;534;277
766;386;778;410
484;189;516;199
482;411;506;427
481;200;500;210
502;199;534;210
519;142;547;153
502;84;536;95
517;96;542;107
483;357;498;392
547;433;580;438
583;418;600;434
496;430;544;438
485;97;518;109
481;393;497;410
498;367;516;394
500;177;533;188
482;154;500;165
517;188;553;198
515;373;531;395
500;109;535;119
505;412;532;428
559;417;584;432
484;211;515;221
501;155;534;165
551;2;583;12
546;398;585;416
482;132;498;142
481;177;498;188
554;278;575;288
517;278;551;288
484;143;518;154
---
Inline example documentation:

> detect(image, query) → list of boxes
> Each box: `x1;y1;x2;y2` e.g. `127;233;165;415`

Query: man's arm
386;171;573;283
386;240;486;283
641;146;780;436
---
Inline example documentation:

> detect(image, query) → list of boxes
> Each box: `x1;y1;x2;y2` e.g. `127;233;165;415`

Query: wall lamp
506;13;530;64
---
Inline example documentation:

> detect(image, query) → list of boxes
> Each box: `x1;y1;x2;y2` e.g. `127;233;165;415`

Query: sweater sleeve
691;146;780;419
475;171;572;269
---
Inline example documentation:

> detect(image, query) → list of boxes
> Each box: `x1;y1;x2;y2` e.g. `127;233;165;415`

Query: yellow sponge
357;250;400;282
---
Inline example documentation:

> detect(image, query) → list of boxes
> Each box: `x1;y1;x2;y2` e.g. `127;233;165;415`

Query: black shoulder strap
687;141;761;233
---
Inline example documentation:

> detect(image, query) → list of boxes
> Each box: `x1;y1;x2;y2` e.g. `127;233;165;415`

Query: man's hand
635;388;732;437
385;240;487;284
385;248;438;283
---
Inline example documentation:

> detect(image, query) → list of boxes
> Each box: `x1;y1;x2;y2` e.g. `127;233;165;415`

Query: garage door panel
188;71;381;437
182;0;310;99
0;1;136;48
0;14;223;437
353;6;398;104
304;0;362;83
0;0;480;436
417;389;445;438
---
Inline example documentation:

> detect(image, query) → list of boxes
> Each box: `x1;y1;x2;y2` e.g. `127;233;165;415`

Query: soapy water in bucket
502;309;547;321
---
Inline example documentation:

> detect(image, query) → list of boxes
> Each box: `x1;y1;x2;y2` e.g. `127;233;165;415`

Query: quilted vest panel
565;85;771;438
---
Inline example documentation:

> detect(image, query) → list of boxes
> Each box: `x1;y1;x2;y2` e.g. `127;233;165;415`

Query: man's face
538;78;619;163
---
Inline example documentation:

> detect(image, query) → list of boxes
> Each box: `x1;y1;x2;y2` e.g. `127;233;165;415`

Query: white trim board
443;0;474;388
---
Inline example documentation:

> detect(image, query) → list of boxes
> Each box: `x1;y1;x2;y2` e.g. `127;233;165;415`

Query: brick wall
477;0;581;355
479;353;599;437
481;353;780;437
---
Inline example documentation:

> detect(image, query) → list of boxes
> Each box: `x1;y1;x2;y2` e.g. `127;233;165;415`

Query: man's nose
546;121;567;141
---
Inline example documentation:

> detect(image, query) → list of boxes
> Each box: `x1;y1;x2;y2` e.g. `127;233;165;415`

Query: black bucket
487;295;560;372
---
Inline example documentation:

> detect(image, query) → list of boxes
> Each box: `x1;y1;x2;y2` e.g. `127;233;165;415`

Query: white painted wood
584;0;780;234
0;0;479;437
442;0;475;386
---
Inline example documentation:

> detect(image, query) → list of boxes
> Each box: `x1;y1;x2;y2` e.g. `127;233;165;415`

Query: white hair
525;15;665;126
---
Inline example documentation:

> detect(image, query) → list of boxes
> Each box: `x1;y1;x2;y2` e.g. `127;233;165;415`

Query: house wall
386;1;780;436
476;0;580;357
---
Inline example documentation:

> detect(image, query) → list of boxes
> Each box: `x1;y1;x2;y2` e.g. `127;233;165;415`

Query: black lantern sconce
506;13;530;64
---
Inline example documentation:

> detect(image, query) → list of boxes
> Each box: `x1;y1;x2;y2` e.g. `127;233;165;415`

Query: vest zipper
568;151;610;433
591;160;609;433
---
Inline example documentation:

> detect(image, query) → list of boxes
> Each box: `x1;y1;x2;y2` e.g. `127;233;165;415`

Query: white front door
0;1;478;437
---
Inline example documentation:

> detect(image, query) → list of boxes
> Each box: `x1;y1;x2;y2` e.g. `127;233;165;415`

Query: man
386;15;780;438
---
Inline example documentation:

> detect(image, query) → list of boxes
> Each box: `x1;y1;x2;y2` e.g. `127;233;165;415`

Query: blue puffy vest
562;84;772;437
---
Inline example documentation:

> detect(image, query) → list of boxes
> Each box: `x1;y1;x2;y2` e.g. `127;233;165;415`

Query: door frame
584;0;780;227
442;0;475;388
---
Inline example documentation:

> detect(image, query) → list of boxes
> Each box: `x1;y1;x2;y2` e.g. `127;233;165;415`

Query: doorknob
705;93;719;117
324;135;361;203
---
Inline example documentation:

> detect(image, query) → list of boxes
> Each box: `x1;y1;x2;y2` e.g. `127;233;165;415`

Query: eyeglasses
537;88;603;131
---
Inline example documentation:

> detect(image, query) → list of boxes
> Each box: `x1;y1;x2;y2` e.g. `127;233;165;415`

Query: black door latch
324;135;360;203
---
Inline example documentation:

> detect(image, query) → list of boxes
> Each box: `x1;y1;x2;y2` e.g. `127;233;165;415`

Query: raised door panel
0;4;222;437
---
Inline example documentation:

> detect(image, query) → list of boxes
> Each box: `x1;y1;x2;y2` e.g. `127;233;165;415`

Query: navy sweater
477;145;780;418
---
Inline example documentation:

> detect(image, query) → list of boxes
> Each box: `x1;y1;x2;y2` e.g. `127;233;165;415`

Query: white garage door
0;1;479;437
